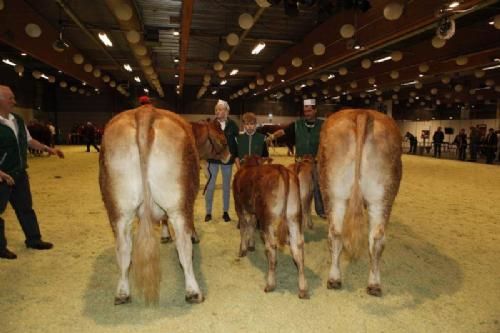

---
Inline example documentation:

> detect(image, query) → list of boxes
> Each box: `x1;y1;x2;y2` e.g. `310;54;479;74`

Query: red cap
139;96;151;105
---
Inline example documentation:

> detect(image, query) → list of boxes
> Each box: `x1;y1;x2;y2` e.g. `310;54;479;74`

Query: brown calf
233;156;308;299
288;155;315;230
318;109;402;297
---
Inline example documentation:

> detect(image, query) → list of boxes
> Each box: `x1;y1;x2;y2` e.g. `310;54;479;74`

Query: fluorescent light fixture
300;84;306;88
220;80;227;85
489;21;494;25
134;76;141;82
144;88;149;93
482;64;500;70
173;30;179;36
281;79;285;83
415;96;420;100
308;66;313;70
373;84;377;87
212;90;217;95
251;42;266;55
268;113;273;117
328;74;335;79
419;74;424;77
41;74;49;80
230;69;239;76
21;53;27;56
448;1;460;8
98;32;113;47
365;88;377;93
175;74;179;78
374;56;391;63
82;82;86;86
2;59;16;66
174;57;179;63
354;44;361;50
94;88;99;92
401;80;418;86
123;64;132;72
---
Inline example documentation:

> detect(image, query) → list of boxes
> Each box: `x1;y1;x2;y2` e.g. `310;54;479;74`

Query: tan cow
99;104;230;305
233;156;308;299
318;109;402;297
288;155;315;230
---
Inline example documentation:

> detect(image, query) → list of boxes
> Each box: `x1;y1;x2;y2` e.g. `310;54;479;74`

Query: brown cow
318;109;402;297
99;105;230;305
233;156;308;299
288;155;315;230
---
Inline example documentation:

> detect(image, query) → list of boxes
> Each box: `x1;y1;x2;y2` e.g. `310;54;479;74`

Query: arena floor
0;146;498;333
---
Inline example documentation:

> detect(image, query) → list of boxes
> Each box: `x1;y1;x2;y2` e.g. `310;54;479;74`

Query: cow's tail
277;166;290;246
342;112;368;259
132;109;161;305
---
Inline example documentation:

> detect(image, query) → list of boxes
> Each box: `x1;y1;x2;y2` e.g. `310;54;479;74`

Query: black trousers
312;164;325;216
0;171;42;249
433;143;442;157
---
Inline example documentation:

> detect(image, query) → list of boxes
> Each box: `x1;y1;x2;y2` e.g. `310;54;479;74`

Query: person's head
303;99;317;121
489;128;495;133
437;126;442;131
0;85;16;115
242;112;257;135
460;128;465;134
214;99;230;121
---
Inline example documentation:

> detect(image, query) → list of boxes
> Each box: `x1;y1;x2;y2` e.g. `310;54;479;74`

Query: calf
99;105;230;305
233;156;308;299
288;155;315;230
318;109;402;296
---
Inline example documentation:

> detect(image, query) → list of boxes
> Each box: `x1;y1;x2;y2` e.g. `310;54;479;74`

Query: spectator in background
432;127;445;158
81;121;100;153
468;126;480;162
46;121;56;147
404;132;418;154
485;128;498;164
453;128;467;161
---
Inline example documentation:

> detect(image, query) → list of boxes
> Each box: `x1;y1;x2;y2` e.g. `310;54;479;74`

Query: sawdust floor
0;146;499;333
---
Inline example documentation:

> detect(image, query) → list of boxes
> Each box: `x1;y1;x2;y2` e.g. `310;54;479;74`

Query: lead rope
203;161;212;195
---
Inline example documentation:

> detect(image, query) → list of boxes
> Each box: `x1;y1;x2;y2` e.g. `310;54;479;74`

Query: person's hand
0;170;14;186
47;147;65;158
265;133;275;145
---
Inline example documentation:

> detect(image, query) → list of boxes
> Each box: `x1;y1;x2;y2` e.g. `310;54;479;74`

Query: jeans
205;163;233;214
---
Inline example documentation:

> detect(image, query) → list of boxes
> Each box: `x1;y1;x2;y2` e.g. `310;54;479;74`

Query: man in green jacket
267;99;325;218
0;85;64;260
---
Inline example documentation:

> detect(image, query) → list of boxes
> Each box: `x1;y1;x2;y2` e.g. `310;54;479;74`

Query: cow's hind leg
169;211;204;303
262;226;277;293
327;199;347;290
366;202;387;297
113;211;135;305
288;218;308;299
160;218;173;243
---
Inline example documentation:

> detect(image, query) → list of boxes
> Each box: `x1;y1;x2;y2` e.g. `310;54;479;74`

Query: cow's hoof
298;290;309;299
161;236;172;244
248;246;255;252
327;279;342;290
307;223;313;230
367;285;382;297
114;295;131;305
191;236;200;244
238;250;247;257
264;285;275;293
185;293;204;304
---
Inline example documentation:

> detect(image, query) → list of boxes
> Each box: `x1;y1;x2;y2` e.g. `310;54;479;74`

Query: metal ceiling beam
0;0;105;88
178;0;194;94
245;0;490;97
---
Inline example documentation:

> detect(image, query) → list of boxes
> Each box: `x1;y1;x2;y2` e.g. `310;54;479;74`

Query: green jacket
0;113;29;177
207;118;239;165
237;132;266;160
295;118;323;157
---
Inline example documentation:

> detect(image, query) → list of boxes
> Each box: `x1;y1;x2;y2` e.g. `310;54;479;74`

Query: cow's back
99;105;199;223
319;109;401;203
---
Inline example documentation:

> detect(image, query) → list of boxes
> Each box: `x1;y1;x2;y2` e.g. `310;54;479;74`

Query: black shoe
204;214;212;222
26;240;53;250
222;212;231;222
0;248;17;259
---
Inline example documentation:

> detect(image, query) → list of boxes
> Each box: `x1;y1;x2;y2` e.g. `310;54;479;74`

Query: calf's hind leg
262;227;277;293
327;199;347;290
288;219;308;299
